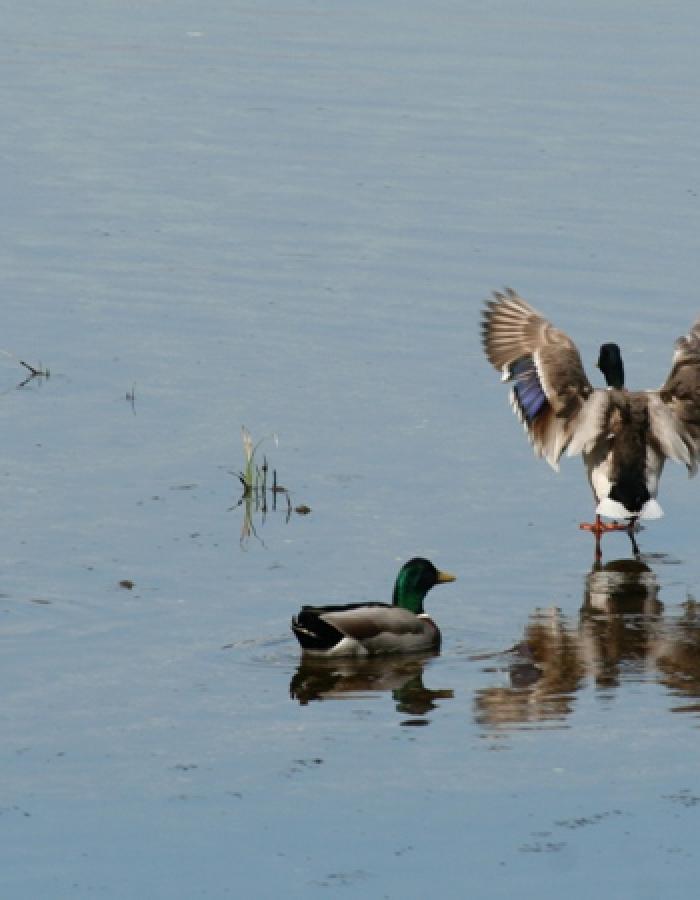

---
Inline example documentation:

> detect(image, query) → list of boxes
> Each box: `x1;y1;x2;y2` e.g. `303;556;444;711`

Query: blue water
3;2;700;897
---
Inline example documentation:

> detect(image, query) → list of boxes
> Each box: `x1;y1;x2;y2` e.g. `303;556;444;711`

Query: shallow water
3;1;700;897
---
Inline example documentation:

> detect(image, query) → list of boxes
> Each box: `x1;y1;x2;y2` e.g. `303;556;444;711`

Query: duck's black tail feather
609;468;650;516
291;608;343;651
598;467;663;520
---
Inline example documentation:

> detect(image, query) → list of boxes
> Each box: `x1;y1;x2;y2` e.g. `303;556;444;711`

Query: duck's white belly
319;636;370;658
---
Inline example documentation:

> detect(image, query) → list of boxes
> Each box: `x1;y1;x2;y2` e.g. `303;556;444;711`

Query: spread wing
648;316;700;475
481;288;608;469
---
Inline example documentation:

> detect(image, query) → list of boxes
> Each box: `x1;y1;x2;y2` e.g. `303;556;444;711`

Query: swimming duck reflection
290;652;453;723
475;557;700;730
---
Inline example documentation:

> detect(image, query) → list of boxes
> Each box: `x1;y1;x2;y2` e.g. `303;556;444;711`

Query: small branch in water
17;359;50;388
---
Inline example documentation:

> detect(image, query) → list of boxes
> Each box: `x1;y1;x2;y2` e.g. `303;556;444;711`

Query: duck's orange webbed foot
579;516;630;536
579;515;641;559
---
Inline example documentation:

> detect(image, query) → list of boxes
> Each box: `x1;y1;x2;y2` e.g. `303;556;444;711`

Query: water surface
3;2;700;897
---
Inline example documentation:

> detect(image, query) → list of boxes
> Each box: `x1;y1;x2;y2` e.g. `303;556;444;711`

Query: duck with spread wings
482;289;700;555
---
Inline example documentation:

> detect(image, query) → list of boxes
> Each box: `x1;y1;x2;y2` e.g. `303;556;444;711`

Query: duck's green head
392;557;456;614
597;343;625;390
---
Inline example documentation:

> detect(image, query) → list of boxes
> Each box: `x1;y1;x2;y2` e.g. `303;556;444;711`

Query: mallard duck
482;289;700;553
291;558;456;657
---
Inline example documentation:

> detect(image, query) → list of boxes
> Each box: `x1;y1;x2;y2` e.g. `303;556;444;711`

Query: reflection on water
475;558;700;731
650;599;700;711
289;558;700;732
290;652;453;724
580;557;662;690
231;427;308;547
474;614;584;730
233;481;292;547
583;557;662;616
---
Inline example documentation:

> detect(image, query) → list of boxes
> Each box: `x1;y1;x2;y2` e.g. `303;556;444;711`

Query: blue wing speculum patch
510;356;547;423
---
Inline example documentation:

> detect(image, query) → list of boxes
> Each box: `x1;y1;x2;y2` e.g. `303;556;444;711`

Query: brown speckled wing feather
482;289;606;469
649;316;700;474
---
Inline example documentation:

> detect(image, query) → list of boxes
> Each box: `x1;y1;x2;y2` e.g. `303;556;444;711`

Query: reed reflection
290;652;453;724
232;426;310;547
475;557;700;730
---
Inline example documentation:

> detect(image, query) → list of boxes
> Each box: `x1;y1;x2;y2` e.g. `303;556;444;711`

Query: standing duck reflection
290;652;454;724
473;609;586;729
649;598;700;707
474;556;700;730
583;556;661;615
579;557;662;689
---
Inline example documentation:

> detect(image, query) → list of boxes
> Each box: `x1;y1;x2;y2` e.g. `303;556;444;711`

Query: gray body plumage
292;603;440;657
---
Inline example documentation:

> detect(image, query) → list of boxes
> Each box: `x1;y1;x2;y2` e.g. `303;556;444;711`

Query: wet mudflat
3;2;700;898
